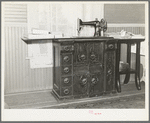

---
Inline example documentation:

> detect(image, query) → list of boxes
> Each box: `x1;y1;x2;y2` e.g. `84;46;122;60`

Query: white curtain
37;2;104;37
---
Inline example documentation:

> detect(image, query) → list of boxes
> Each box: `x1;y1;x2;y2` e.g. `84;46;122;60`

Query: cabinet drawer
61;76;72;87
61;66;72;76
104;51;116;93
61;86;72;96
61;45;74;52
61;53;72;65
106;43;116;50
89;73;104;97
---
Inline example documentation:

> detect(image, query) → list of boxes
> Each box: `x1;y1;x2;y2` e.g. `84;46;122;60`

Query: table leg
124;43;131;84
116;43;121;92
135;42;141;90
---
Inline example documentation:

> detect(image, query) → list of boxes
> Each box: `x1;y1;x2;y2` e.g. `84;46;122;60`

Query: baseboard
5;89;52;96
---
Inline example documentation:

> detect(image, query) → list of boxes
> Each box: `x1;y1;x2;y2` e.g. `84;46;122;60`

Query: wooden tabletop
22;37;145;43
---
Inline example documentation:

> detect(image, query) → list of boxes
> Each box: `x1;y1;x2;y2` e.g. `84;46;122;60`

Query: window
49;3;82;37
4;3;27;23
104;4;145;24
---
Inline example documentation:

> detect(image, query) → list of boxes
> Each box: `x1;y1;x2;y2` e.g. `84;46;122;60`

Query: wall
4;24;53;94
4;3;53;95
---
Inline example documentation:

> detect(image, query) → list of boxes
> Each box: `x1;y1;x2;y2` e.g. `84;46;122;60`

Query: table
116;39;145;93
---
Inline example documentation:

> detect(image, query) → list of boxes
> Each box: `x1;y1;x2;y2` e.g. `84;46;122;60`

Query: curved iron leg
116;43;121;92
124;74;130;84
124;43;131;84
135;42;141;90
116;76;121;92
135;74;141;90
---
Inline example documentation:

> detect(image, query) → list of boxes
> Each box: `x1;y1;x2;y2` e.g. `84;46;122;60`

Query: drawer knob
71;46;74;51
63;56;69;62
81;78;87;85
80;54;86;60
108;44;114;49
90;54;96;60
91;78;97;84
64;46;69;51
108;69;112;74
64;89;69;95
64;78;69;84
64;67;69;73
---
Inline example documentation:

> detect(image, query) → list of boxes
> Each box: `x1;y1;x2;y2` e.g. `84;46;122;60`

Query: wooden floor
5;82;145;109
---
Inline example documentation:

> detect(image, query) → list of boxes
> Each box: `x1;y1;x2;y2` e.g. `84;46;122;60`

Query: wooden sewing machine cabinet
22;37;145;100
52;37;117;99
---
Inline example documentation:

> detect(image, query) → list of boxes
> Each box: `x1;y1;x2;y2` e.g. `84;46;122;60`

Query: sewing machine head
77;18;107;37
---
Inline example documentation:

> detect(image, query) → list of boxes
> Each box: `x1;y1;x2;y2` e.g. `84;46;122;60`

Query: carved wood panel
73;72;104;97
105;50;116;92
89;72;104;97
73;74;89;97
73;43;88;65
73;42;105;97
88;42;104;64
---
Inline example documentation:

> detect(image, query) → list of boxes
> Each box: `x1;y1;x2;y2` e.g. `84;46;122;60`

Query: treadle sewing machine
77;18;107;36
22;18;145;100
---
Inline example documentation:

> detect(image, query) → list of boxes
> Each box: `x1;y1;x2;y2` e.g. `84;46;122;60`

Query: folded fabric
119;61;129;72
